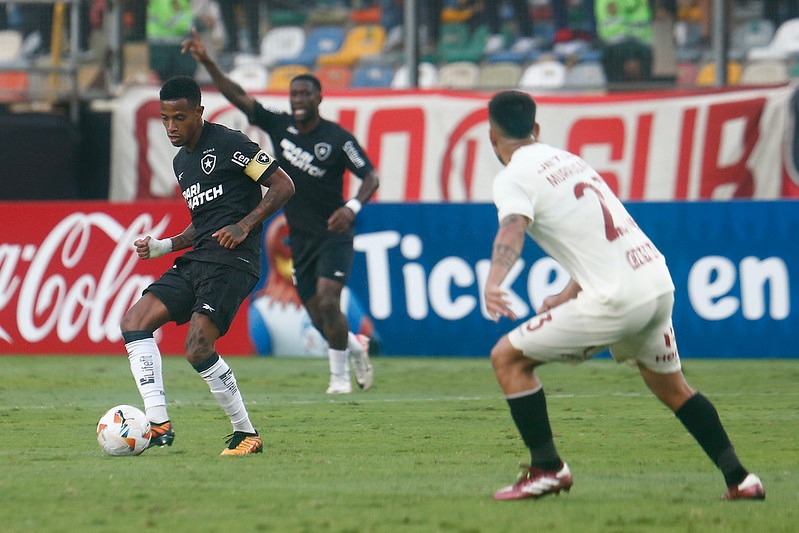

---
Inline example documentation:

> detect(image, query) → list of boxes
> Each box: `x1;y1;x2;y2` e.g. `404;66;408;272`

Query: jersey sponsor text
280;138;326;177
182;182;224;210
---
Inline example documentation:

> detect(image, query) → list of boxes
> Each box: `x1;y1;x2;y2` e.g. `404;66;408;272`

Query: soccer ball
96;405;151;456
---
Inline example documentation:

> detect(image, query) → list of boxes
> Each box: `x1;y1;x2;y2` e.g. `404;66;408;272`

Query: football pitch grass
1;356;797;532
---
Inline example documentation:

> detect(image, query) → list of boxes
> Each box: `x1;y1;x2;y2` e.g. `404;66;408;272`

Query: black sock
507;388;562;470
675;393;748;486
191;352;220;373
121;330;153;343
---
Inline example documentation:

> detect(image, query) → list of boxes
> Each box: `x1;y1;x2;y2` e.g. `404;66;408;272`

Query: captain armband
244;150;278;182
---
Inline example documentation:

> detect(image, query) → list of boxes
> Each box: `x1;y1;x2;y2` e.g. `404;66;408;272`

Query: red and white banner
110;85;799;202
0;201;253;355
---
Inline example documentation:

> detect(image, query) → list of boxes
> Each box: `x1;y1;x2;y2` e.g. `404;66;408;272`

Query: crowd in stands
2;0;799;98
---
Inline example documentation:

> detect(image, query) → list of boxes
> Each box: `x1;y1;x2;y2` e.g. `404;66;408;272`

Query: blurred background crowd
0;0;798;113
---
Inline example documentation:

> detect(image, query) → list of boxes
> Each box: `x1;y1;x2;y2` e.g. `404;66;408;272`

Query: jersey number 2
574;182;621;242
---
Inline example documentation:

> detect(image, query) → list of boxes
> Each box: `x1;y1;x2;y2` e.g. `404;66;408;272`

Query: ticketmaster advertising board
1;201;796;358
342;201;796;358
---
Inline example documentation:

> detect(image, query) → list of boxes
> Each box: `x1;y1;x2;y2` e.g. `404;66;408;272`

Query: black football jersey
251;102;375;234
172;121;277;276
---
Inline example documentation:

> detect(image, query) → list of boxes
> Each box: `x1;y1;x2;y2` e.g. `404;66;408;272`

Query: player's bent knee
490;337;521;371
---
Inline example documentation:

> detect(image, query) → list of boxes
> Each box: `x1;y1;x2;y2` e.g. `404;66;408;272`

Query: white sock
125;337;169;423
197;354;255;434
347;331;363;353
328;348;349;379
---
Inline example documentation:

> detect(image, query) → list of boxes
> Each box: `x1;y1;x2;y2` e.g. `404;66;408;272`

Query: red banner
1;202;253;355
110;86;799;202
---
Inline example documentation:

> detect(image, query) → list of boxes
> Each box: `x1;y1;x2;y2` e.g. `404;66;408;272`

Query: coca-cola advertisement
1;201;253;355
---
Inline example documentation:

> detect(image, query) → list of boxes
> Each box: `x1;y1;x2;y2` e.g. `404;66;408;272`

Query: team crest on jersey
201;154;216;175
314;143;332;161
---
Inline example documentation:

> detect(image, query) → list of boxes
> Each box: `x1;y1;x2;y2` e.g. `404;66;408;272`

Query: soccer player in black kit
121;76;295;455
183;29;380;394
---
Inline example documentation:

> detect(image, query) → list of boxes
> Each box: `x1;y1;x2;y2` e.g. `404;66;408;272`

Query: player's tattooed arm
133;223;194;260
484;213;530;321
213;167;295;249
492;214;527;269
171;224;196;251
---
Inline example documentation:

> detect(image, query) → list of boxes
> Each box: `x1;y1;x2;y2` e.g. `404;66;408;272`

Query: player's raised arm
182;27;255;118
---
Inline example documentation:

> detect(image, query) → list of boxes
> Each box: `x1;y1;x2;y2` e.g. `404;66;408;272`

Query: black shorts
145;257;258;336
290;230;354;302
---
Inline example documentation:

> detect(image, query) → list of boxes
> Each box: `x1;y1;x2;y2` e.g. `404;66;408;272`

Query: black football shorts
145;257;258;335
290;229;354;302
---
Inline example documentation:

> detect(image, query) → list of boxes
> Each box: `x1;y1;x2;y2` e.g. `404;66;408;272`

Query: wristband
148;237;172;258
345;198;362;215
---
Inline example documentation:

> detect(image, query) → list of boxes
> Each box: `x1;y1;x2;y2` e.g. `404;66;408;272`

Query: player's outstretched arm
485;213;529;322
181;27;255;118
213;167;295;249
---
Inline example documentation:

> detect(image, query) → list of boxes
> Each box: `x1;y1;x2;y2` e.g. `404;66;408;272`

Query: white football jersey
493;142;674;312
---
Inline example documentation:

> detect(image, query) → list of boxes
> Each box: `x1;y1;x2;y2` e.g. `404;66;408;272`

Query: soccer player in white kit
484;90;764;501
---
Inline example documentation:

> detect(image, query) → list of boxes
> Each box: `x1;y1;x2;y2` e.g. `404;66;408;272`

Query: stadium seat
0;30;23;64
275;26;345;68
268;10;307;27
391;62;439;89
748;17;799;61
260;26;305;68
439;25;490;63
350;6;381;24
519;59;566;90
477;62;522;90
317;25;385;67
228;59;269;91
307;4;350;26
694;61;742;86
484;49;528;64
314;64;352;90
424;22;470;63
676;61;700;87
563;61;607;90
351;64;394;88
730;18;775;61
0;71;28;102
740;59;789;85
267;64;310;91
673;20;705;64
438;61;480;89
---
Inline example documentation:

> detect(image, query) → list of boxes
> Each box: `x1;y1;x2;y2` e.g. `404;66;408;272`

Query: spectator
763;0;799;27
552;0;597;41
16;1;103;57
483;0;536;54
219;0;261;54
595;0;654;83
380;0;445;54
147;0;196;82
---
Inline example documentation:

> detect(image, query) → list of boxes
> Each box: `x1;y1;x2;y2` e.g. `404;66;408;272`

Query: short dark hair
488;90;536;139
291;73;322;93
160;76;202;107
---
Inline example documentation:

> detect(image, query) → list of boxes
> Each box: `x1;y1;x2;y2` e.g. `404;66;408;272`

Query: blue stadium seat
351;64;394;88
275;26;345;68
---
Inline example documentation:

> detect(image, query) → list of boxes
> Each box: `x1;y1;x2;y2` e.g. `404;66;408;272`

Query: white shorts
507;292;681;373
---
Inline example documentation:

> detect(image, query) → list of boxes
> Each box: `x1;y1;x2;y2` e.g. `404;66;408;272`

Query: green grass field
1;355;797;532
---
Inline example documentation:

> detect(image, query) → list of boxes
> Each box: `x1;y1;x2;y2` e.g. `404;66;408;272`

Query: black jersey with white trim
251;101;374;234
172;121;277;276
